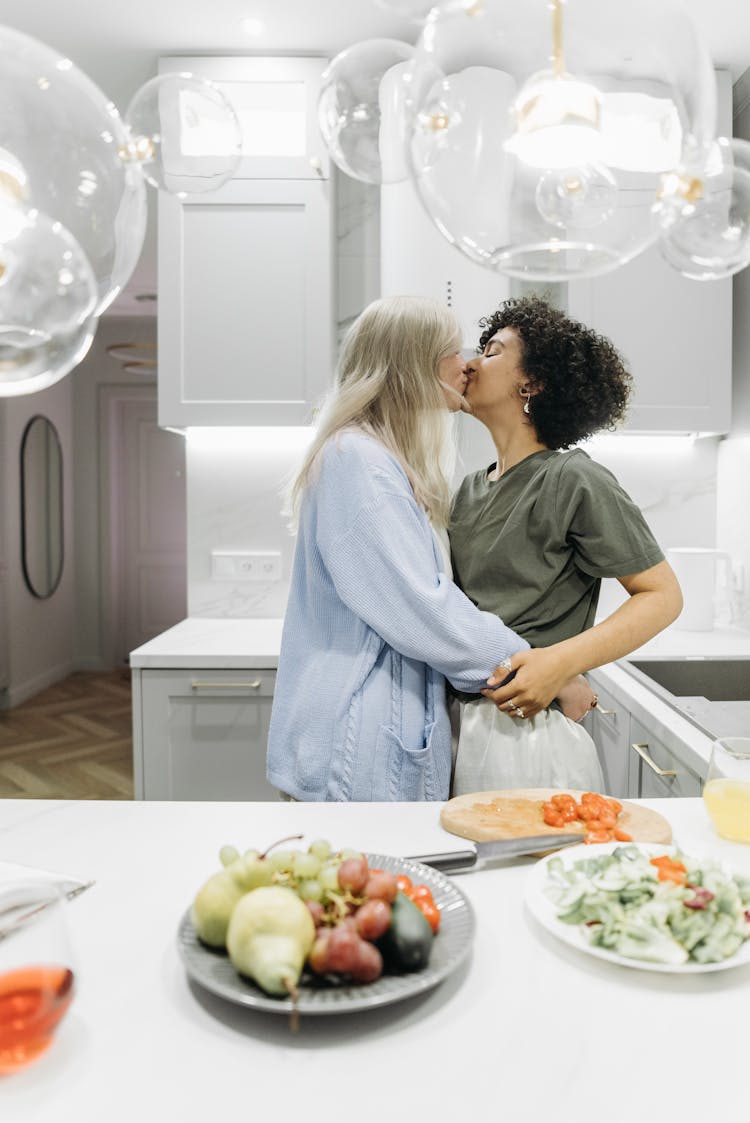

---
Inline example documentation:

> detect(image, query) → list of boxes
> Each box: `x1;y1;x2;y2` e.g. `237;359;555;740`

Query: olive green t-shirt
449;448;664;650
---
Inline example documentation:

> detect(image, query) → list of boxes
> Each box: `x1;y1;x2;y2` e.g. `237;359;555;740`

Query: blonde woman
266;295;535;802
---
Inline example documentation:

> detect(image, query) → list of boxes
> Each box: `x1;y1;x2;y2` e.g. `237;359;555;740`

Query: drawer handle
631;742;677;778
190;680;262;690
594;703;617;715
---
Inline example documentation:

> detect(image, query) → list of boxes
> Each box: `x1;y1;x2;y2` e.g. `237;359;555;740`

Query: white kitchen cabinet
566;249;731;434
160;56;331;181
628;716;703;799
587;666;706;799
131;667;279;800
583;680;631;798
566;70;733;435
157;56;334;427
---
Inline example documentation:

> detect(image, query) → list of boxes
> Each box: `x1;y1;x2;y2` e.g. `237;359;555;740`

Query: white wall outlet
211;551;282;582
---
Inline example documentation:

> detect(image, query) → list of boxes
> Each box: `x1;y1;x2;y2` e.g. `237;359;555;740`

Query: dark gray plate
177;852;475;1015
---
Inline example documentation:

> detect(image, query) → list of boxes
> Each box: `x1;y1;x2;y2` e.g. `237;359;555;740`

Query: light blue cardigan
266;431;528;801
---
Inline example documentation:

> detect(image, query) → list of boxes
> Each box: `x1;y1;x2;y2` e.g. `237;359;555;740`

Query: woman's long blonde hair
289;295;464;528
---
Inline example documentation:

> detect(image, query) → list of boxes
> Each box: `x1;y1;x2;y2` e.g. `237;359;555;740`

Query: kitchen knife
408;833;586;873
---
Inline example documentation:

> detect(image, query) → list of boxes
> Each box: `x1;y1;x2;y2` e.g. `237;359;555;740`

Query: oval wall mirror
20;415;64;599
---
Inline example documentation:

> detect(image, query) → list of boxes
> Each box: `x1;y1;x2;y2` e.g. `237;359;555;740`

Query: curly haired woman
449;294;683;794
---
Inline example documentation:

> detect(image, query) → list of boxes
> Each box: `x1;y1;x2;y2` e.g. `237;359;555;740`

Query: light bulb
505;72;602;169
535;164;617;229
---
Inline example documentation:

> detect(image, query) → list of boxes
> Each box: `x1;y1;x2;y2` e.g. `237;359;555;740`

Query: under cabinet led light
185;426;314;452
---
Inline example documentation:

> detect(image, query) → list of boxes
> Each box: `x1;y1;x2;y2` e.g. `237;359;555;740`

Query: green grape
308;838;332;861
293;852;322;879
242;848;260;863
219;844;240;868
297;878;323;902
320;863;341;892
266;849;296;872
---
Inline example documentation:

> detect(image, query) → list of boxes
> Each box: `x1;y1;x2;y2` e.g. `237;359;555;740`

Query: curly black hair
477;294;632;450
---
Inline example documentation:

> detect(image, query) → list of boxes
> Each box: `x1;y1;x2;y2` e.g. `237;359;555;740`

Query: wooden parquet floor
0;671;134;800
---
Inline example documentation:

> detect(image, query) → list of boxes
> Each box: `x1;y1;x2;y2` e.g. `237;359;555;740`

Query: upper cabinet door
566;255;732;434
157;57;334;427
160;56;330;180
158;177;333;426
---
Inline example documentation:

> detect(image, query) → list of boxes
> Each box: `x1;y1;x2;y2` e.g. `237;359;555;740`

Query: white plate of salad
525;841;750;974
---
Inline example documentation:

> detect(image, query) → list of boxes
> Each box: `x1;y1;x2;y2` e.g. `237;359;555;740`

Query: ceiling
3;0;750;316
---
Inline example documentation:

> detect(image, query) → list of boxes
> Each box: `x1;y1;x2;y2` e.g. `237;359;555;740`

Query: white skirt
452;698;604;796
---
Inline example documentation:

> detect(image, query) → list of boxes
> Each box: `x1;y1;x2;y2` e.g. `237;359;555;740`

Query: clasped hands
480;647;596;722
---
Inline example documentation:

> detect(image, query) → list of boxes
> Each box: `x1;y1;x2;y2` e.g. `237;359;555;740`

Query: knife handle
408;850;477;873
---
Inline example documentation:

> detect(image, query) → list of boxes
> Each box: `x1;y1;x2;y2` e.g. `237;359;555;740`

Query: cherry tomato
584;830;612;844
409;884;434;904
415;900;441;933
395;874;413;893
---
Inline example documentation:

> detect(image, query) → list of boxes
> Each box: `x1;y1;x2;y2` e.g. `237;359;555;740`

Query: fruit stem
283;975;300;1033
260;833;304;859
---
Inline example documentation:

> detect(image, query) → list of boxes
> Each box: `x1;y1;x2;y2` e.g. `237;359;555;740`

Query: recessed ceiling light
241;17;264;36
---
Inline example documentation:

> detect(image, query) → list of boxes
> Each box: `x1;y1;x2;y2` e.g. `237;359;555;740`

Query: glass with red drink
0;881;76;1074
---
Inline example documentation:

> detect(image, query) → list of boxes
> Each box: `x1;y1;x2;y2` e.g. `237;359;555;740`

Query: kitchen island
1;797;748;1123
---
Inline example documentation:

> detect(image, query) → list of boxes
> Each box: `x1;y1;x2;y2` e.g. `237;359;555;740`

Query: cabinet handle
309;156;324;177
594;703;617;715
190;680;262;690
630;742;677;778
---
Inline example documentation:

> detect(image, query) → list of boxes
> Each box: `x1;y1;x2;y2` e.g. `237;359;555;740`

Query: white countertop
129;617;750;670
1;797;749;1123
617;622;750;659
129;617;284;668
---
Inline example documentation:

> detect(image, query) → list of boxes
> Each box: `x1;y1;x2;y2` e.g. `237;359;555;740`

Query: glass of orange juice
0;881;76;1075
703;737;750;844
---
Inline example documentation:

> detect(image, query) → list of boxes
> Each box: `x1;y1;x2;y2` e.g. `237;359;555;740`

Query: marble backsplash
717;434;750;628
187;422;725;622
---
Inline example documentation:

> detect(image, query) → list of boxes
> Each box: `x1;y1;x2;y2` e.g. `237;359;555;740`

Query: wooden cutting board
440;789;673;845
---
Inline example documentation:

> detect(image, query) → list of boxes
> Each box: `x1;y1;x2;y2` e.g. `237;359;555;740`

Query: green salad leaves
544;845;750;966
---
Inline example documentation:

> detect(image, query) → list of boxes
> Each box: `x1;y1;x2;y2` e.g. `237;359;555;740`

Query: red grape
326;925;362;973
354;898;392;940
305;900;325;927
349;940;383;984
308;933;331;975
337;857;369;895
364;870;398;902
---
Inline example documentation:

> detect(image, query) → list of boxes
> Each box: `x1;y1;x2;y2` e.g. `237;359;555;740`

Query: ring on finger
515;706;525;719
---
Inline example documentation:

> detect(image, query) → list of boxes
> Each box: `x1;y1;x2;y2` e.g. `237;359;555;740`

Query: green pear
226;886;315;996
191;870;246;948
